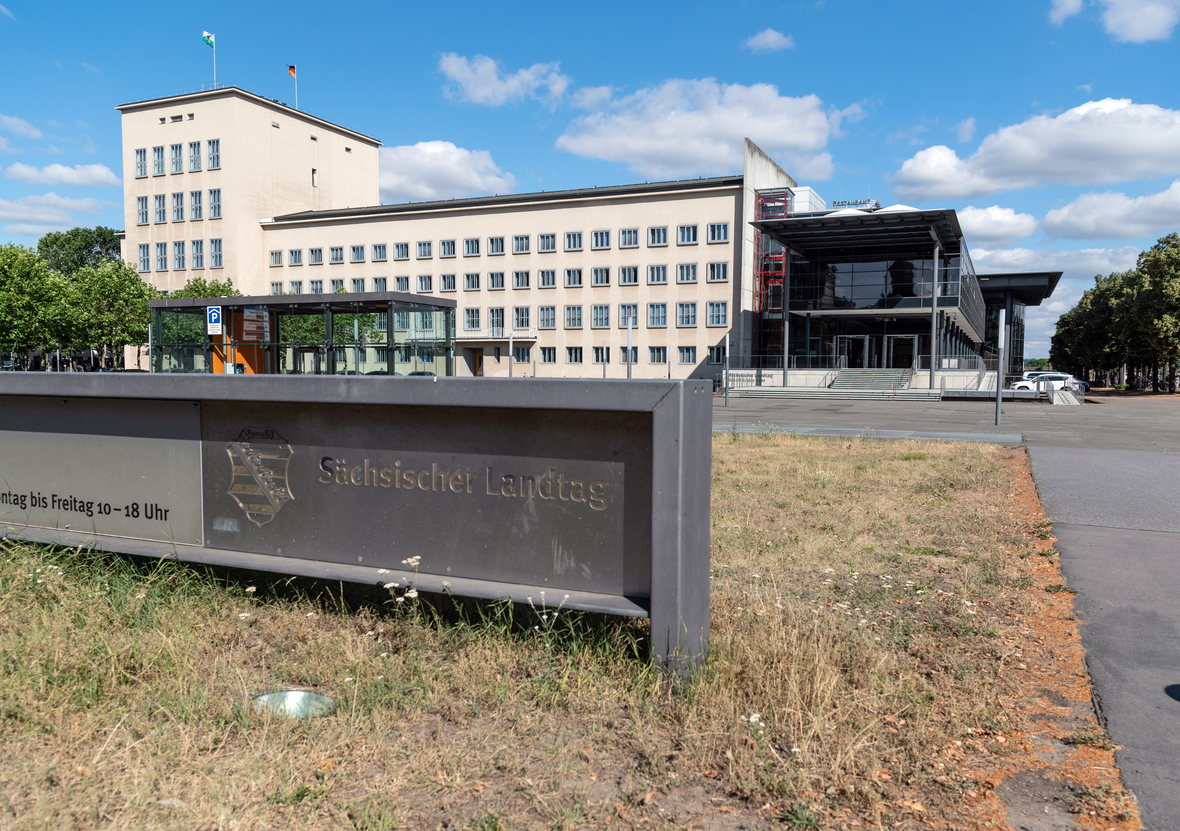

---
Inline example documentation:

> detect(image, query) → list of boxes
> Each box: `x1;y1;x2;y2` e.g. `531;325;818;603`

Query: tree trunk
1153;354;1161;392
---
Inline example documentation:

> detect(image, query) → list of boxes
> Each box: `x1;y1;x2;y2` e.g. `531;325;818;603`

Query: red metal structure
754;189;793;362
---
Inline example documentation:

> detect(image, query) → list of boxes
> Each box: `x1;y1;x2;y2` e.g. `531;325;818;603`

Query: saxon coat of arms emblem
225;428;294;527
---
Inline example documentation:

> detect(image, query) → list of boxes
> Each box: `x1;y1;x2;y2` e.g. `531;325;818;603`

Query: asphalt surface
715;393;1180;828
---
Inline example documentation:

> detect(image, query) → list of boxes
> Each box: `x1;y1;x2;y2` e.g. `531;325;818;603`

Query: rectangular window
172;192;184;222
173;240;187;269
375;312;388;331
191;239;204;269
567;346;583;364
170;144;183;174
137;243;150;272
372;244;387;262
512;346;530;363
135;148;147;178
351;278;365;293
538;306;556;328
565;305;582;329
463;238;480;256
394;311;410;331
310;279;323;293
677;302;697;327
592;267;609;286
707;262;729;282
620;228;639;248
488;272;505;290
208;189;221;219
512;235;530;254
488;307;504;332
564;232;582;251
618;266;638;285
707;301;728;327
154;194;166;224
155;242;168;271
648;226;667;246
564;268;582;287
513;306;530;329
488;237;504;255
270;282;283;295
439;240;455;258
289;249;302;266
330;246;344;264
648;265;667;284
513;270;529;289
592;230;610;250
311;168;317;187
330;278;344;292
417;241;432;259
619;303;638;327
136;196;148;225
189;190;202;220
593;346;610;365
350;245;365;263
309;247;323;265
373;277;386;292
440;273;456;291
708;345;727;364
678;346;697;364
619;346;638;365
189;141;202;172
648;303;667;327
418;274;432;292
464;273;480;291
394;242;409;260
677;263;697;283
210;238;223;268
649;346;667;364
678;224;698;245
540;346;556;364
269;250;283;267
464;308;480;330
591;304;610;328
538;233;556;253
708;222;729;243
207;139;220;169
396;276;409;292
289;280;303;294
152;146;165;176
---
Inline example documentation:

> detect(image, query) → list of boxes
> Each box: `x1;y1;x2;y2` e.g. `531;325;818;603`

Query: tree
71;260;159;355
0;243;77;358
36;226;122;277
169;276;243;298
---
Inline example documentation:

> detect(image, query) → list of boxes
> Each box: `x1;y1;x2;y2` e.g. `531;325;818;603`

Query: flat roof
267;175;745;224
976;272;1062;306
752;207;967;258
116;86;381;146
149;291;456;310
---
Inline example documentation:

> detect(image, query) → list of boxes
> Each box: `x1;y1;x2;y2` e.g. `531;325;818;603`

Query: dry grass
0;434;1041;829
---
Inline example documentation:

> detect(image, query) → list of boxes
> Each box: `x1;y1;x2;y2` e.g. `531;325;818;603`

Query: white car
1011;373;1080;391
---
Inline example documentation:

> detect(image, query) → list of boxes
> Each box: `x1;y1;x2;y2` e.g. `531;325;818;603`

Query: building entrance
836;336;872;368
885;335;917;369
464;348;484;376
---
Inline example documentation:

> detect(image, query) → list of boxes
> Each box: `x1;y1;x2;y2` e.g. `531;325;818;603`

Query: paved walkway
715;393;1180;828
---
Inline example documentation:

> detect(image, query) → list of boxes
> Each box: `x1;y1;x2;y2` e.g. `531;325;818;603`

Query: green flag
202;31;215;48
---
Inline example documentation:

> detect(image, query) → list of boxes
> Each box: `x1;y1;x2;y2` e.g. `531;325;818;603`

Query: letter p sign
207;306;223;335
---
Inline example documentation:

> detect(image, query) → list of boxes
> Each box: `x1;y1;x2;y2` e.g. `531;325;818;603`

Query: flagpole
295;73;298;110
213;41;217;86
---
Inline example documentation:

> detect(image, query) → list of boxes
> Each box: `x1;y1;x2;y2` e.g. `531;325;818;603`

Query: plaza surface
715;392;1180;829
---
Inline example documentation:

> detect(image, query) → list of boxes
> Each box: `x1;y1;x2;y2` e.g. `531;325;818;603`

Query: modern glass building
149;292;456;376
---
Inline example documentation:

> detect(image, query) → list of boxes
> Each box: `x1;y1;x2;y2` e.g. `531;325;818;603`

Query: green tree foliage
169;276;243;299
35;226;122;277
72;259;158;352
0;244;76;352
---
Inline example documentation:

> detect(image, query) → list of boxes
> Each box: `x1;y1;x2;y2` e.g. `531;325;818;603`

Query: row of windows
137;239;223;272
134;140;221;178
525;345;723;365
136;190;222;224
269;264;730;292
458;301;728;330
273;224;731;266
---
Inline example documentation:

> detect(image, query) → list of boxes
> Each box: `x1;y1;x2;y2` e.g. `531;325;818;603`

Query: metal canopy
149;291;457;311
976;272;1062;307
751;208;965;258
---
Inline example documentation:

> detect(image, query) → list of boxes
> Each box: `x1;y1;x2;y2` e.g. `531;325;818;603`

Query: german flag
288;65;296;77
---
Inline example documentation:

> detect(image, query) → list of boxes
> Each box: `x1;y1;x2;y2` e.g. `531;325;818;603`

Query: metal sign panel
206;305;222;335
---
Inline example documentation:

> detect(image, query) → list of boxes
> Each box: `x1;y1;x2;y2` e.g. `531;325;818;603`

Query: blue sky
3;0;1180;355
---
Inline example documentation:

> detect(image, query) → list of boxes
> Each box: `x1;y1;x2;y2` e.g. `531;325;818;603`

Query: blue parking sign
207;306;223;335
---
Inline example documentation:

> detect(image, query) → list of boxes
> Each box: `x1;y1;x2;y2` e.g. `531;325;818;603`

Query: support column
324;305;334;375
782;250;791;387
930;241;940;389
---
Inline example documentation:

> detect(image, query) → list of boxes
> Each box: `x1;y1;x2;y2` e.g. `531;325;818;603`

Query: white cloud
892;99;1180;200
0;4;14;21
438;53;570;108
0;113;41;139
378;141;516;203
959;205;1038;247
0;136;21;154
556;78;836;180
1079;83;1092;94
572;86;613;110
743;28;794;53
1042;180;1180;239
828;103;866;138
0;192;110;234
4;162;120;186
1050;0;1084;25
1048;0;1180;42
954;117;976;142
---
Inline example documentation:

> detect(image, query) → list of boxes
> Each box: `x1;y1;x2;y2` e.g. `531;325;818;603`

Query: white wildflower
404;589;418;599
245;586;256;594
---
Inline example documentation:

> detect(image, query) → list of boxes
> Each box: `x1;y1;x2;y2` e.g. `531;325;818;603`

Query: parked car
1022;370;1055;381
1011;373;1080;391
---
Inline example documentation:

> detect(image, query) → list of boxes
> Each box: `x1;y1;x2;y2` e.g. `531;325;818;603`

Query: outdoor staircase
732;368;943;401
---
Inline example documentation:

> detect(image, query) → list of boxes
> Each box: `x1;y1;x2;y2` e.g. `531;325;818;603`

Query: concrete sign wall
0;376;711;670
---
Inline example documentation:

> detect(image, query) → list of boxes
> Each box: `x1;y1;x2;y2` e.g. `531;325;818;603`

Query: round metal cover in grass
251;689;336;719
